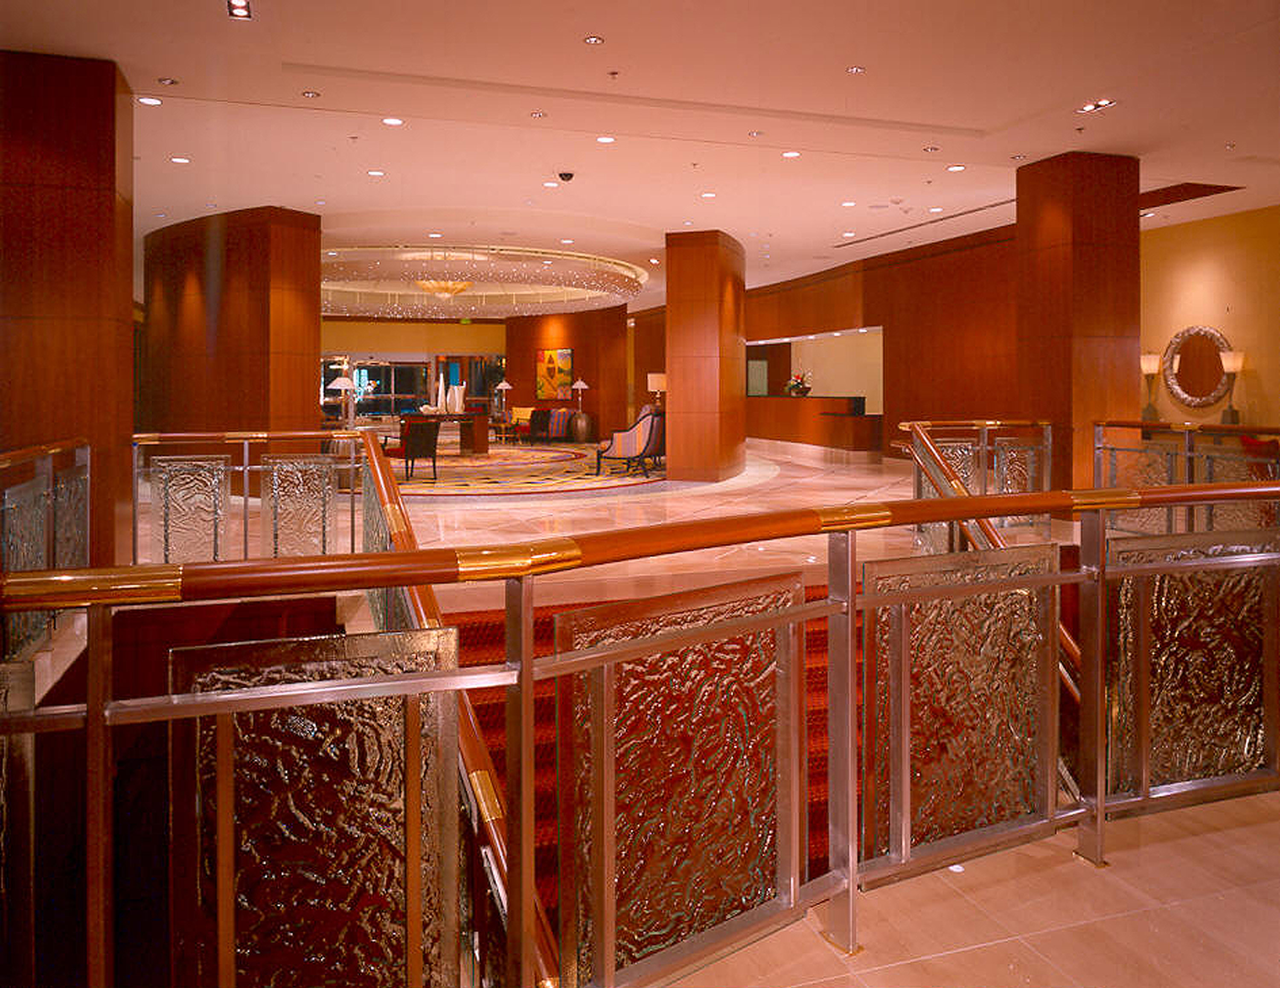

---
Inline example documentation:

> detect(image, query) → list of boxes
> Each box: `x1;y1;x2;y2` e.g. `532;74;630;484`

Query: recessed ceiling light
700;191;716;198
326;250;338;256
946;164;965;172
583;34;604;44
314;199;326;205
649;257;660;265
1076;98;1116;114
301;90;320;98
596;135;615;143
846;65;866;74
367;169;385;177
428;232;443;238
158;77;179;86
137;96;162;106
381;117;404;126
841;200;856;207
782;150;801;158
683;220;693;226
205;202;217;208
923;145;940;153
841;231;856;237
529;110;545;119
543;180;559;188
928;206;944;213
1010;153;1026;161
1141;211;1156;219
154;211;166;218
169;155;190;164
833;332;841;337
229;4;251;18
747;130;764;138
543;259;553;264
858;328;867;333
560;238;574;244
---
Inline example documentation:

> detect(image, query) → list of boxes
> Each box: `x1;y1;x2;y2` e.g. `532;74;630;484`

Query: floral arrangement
785;371;812;395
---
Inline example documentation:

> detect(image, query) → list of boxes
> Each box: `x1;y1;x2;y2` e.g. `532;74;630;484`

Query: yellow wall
790;331;884;413
321;319;506;359
1141;203;1280;426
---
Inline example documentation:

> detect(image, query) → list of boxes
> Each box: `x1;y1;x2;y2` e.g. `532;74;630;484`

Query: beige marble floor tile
669;918;852;988
1022;904;1280;988
1163;878;1280;970
854;940;1080;988
938;835;1161;936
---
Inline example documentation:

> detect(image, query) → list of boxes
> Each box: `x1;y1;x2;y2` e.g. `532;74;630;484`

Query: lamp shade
572;379;589;391
327;376;355;391
1221;350;1245;374
495;380;513;391
647;372;667;392
1140;353;1161;375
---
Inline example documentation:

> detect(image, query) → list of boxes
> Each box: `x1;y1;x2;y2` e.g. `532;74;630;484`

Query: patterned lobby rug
397;442;666;496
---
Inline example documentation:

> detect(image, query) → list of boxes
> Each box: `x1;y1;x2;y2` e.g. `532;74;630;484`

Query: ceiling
5;0;1280;311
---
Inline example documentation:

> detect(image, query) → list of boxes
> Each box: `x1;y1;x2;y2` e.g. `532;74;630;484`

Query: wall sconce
1220;350;1244;424
647;372;667;409
571;378;589;411
1140;352;1161;420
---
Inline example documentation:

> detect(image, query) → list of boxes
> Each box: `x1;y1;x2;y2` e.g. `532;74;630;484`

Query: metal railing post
242;439;251;560
505;575;536;988
131;441;140;564
1093;423;1103;488
1184;429;1197;532
1075;509;1108;865
824;531;859;952
86;603;114;986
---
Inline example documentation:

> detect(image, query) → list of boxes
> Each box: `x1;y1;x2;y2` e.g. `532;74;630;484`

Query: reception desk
746;396;881;451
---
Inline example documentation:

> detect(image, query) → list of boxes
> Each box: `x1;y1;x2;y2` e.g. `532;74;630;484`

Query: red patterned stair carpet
448;584;854;918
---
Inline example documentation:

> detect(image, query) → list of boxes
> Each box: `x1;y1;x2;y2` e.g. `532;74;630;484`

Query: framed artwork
536;347;573;399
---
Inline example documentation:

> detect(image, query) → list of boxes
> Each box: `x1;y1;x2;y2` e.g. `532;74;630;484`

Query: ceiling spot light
841;200;856;207
381;116;404;126
649;257;660;265
1010;153;1026;160
928;206;944;213
583;34;604;44
947;164;965;172
205;202;217;208
560;238;575;244
158;77;179;86
367;169;385;177
542;259;553;264
530;109;545;118
314;199;326;205
228;0;251;18
923;145;940;153
169;155;190;163
683;220;693;226
700;191;716;198
1076;98;1116;114
326;250;338;256
748;130;764;137
1141;211;1156;219
543;180;559;188
154;211;167;218
782;150;801;158
841;231;856;237
858;328;867;333
846;65;866;74
428;232;443;238
137;96;162;106
596;135;615;143
301;90;320;98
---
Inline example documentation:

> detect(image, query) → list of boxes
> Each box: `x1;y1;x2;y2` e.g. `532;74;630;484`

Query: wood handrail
1096;420;1280;437
7;481;1280;611
898;419;1050;431
0;437;89;471
133;430;362;444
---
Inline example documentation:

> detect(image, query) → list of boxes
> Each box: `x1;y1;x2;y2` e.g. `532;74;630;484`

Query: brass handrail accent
1096;419;1280;437
898;419;1051;431
133;429;363;444
0;437;89;471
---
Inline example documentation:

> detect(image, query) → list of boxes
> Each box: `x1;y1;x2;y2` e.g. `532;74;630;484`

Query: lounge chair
597;410;664;476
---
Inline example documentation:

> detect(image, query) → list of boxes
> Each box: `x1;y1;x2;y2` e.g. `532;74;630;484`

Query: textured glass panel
913;462;951;555
170;628;459;988
1109;443;1179;534
361;462;392;629
260;455;337;557
556;573;801;983
1109;532;1278;792
53;463;89;569
1197;449;1279;532
3;475;50;660
863;545;1056;857
150;456;230;563
935;441;977;491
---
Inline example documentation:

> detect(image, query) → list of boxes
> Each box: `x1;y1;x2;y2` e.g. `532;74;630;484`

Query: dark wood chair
384;416;440;480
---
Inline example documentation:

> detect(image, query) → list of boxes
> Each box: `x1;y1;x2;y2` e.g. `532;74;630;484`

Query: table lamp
327;375;356;429
647;372;666;409
495;379;512;416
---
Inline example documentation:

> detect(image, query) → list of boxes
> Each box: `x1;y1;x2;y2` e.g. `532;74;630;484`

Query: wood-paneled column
664;230;746;481
1016;152;1140;489
141;207;320;435
0;50;133;566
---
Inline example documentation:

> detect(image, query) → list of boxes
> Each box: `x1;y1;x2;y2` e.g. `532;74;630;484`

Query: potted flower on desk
785;371;812;397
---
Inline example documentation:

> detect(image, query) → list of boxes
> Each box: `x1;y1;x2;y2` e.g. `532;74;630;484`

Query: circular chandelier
321;245;648;318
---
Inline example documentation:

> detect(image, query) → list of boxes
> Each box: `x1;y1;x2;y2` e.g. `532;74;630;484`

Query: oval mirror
1162;325;1232;408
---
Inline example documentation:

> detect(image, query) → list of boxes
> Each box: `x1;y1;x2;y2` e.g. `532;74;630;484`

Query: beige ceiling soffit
834;198;1016;248
280;61;986;139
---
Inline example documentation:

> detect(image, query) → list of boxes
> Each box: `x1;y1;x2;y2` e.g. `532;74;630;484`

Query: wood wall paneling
746;397;882;450
0;50;133;566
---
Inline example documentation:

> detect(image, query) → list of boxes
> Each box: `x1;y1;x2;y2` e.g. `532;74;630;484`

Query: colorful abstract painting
536;347;573;399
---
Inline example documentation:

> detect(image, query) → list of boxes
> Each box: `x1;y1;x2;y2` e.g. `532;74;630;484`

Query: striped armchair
596;410;664;476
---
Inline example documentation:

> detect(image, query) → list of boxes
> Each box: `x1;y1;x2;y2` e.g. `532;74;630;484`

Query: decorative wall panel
150;455;231;563
556;573;801;984
1109;532;1278;793
53;464;89;569
2;476;50;660
169;628;459;988
863;545;1056;858
260;455;336;557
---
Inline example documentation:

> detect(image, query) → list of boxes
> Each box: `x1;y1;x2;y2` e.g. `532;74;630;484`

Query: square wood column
664;230;746;481
1016;152;1140;489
